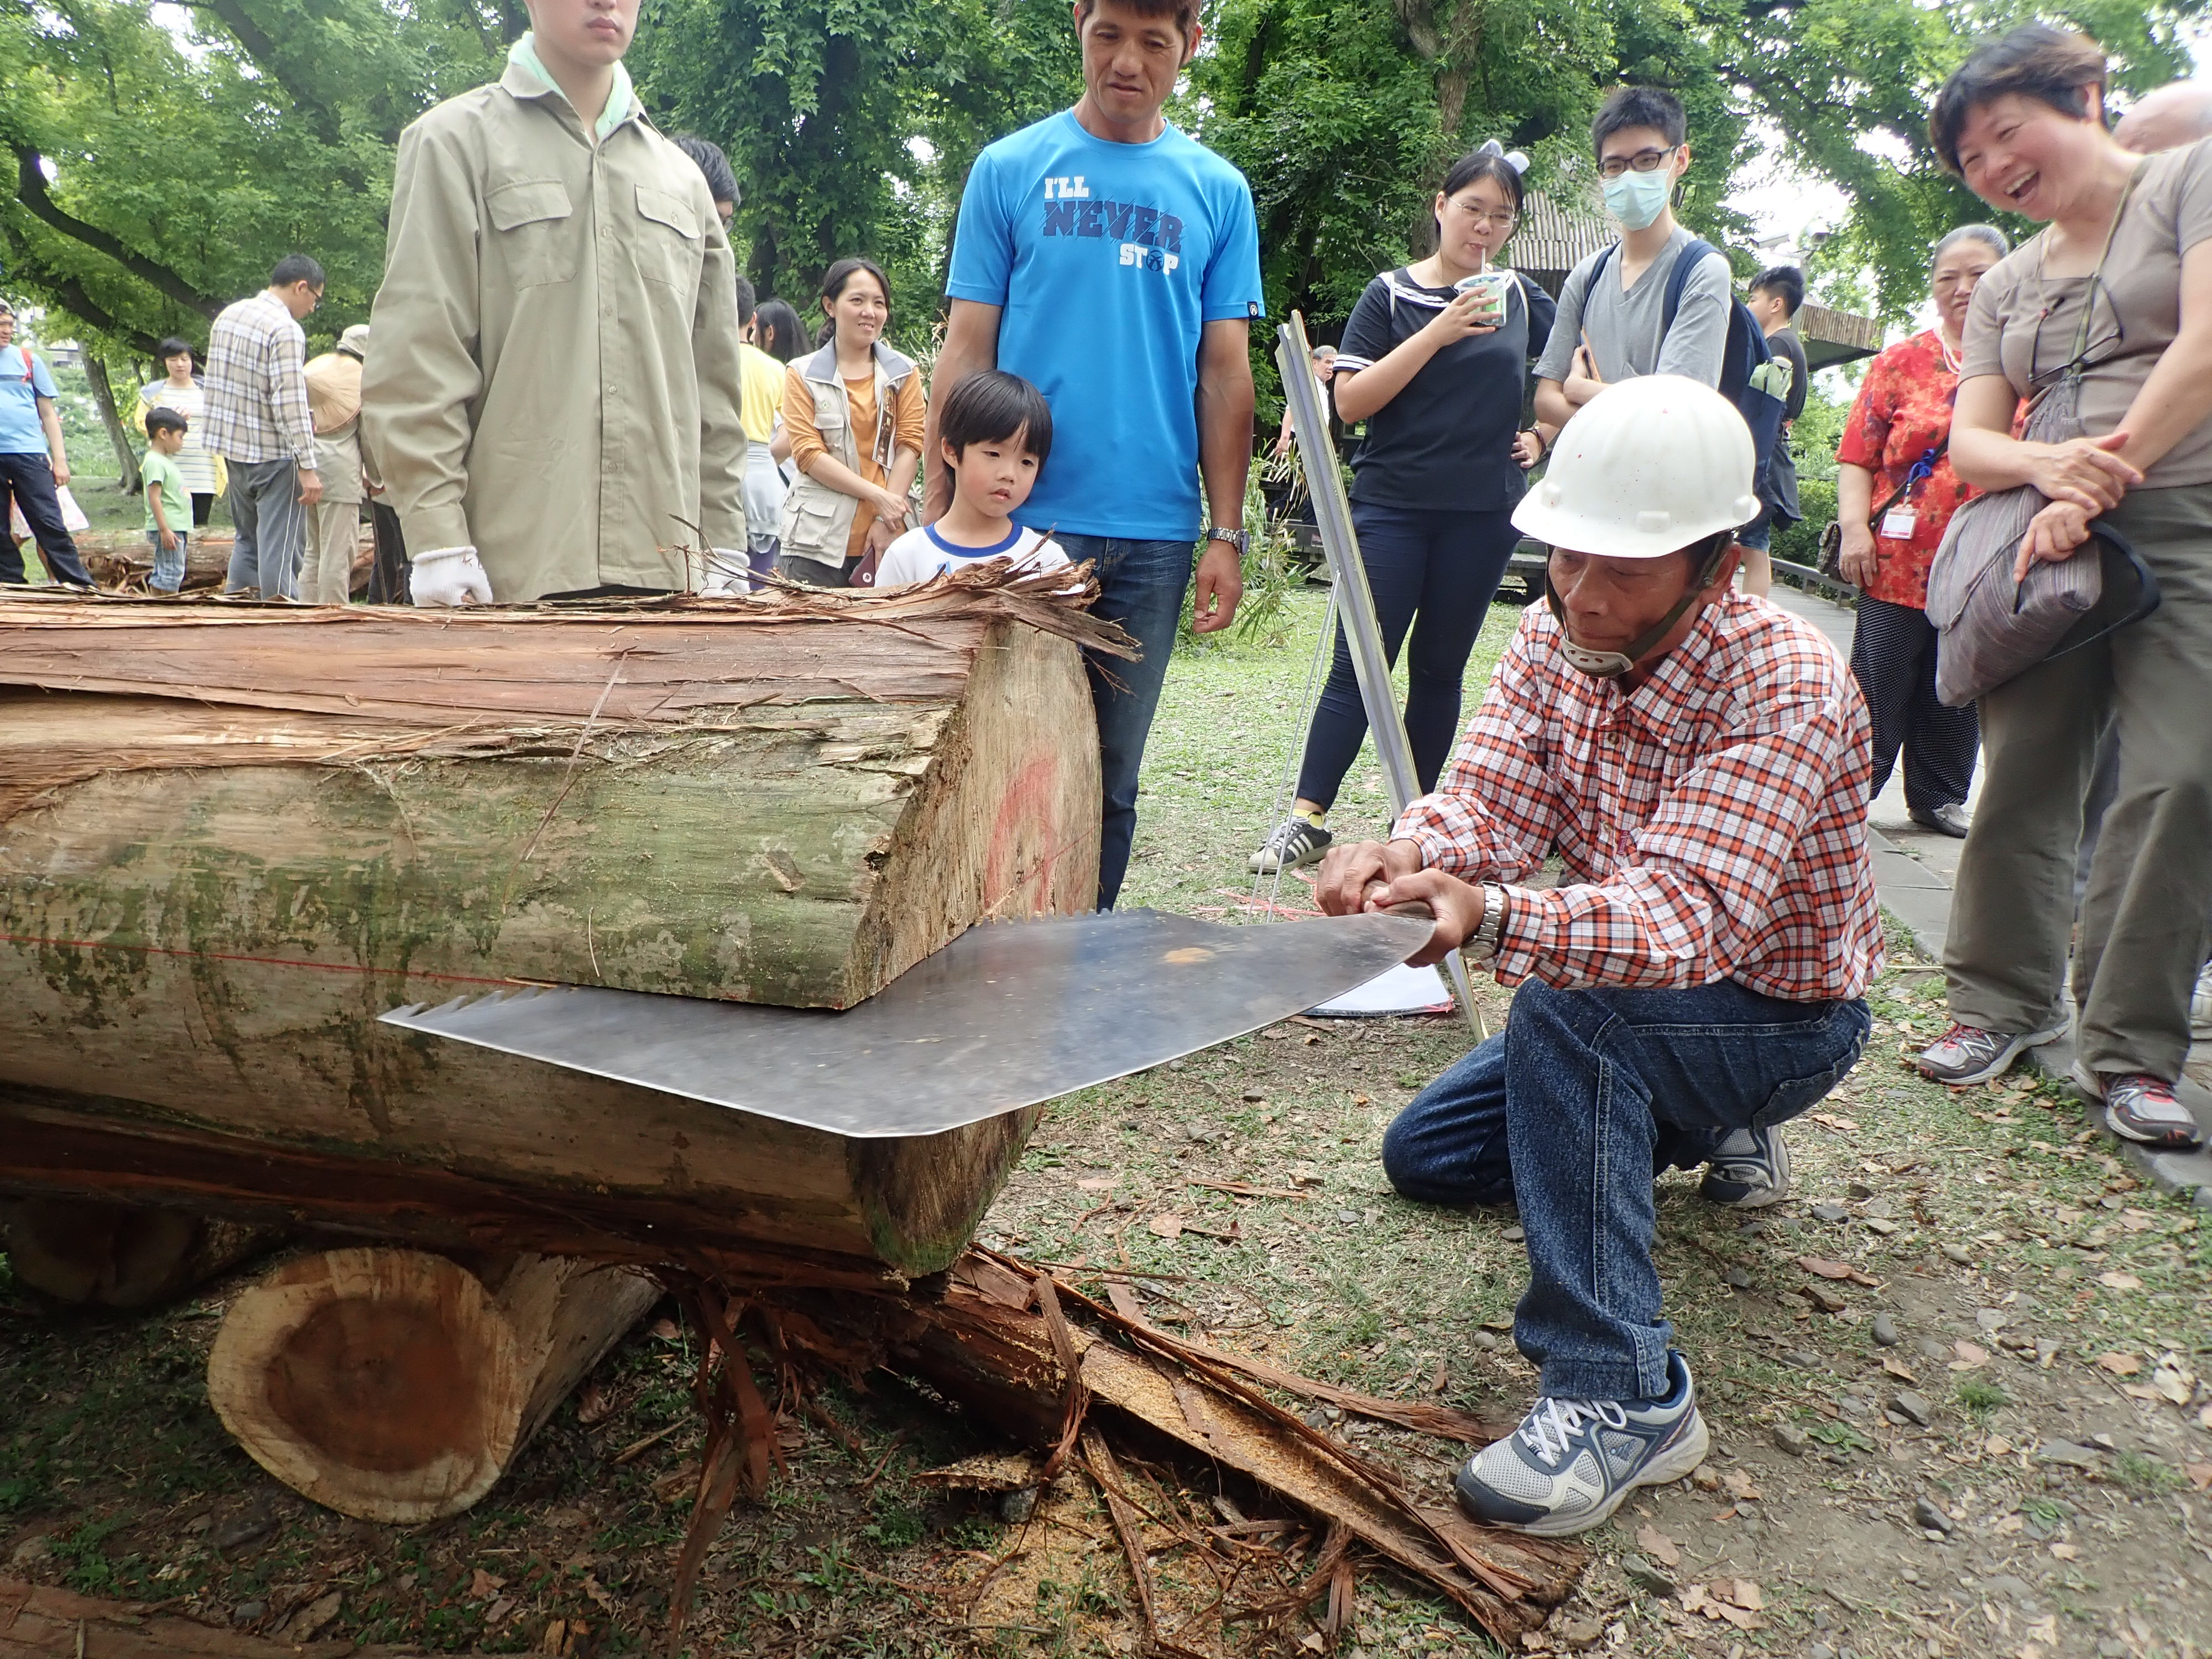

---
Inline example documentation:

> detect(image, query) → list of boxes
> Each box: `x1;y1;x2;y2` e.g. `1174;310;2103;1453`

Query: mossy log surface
0;587;1111;1275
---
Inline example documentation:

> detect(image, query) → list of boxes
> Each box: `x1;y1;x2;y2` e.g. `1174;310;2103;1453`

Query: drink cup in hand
1453;268;1512;321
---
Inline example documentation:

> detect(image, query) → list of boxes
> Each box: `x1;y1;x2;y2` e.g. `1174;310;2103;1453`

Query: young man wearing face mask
1532;87;1734;434
1315;377;1881;1537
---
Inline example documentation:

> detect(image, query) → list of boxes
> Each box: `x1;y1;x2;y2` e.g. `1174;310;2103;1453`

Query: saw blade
380;909;1433;1138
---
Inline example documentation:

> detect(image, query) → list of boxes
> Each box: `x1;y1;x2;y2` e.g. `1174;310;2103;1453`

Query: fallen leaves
2096;1352;2142;1377
1634;1525;1680;1568
575;1383;617;1426
1797;1256;1880;1287
1680;1578;1765;1630
2151;1355;2197;1407
2185;1462;2212;1493
1949;1341;1990;1371
1881;1355;1920;1383
1720;1469;1762;1503
1147;1213;1185;1240
469;1568;508;1600
2098;1270;2143;1290
1808;1112;1860;1134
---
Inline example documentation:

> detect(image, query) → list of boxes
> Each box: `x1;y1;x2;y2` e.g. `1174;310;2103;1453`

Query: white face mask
1602;163;1673;231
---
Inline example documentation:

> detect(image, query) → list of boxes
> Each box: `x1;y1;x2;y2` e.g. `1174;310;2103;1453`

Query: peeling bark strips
0;579;1121;1276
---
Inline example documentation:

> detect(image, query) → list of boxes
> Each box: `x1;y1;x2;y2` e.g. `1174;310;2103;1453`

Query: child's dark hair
1592;85;1687;154
145;407;189;437
156;336;194;362
733;272;757;328
939;371;1053;466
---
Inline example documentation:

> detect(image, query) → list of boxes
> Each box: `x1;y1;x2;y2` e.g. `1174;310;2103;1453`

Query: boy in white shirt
874;371;1070;589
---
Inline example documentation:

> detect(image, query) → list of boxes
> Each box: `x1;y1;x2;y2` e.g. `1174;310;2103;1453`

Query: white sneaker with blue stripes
1453;1350;1710;1536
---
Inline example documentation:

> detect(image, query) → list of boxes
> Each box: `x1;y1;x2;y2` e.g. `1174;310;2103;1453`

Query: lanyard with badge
1877;445;1943;541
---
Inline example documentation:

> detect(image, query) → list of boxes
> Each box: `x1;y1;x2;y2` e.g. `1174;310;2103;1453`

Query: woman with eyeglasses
1832;223;2008;841
1250;142;1556;874
1911;25;2212;1154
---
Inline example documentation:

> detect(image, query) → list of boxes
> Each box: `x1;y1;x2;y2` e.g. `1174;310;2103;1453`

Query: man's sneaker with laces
1914;1021;2061;1087
2101;1073;2205;1151
1698;1124;1790;1208
1453;1352;1710;1536
1249;817;1332;874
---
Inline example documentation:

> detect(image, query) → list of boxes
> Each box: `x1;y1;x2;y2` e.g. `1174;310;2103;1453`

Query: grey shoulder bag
1927;173;2161;707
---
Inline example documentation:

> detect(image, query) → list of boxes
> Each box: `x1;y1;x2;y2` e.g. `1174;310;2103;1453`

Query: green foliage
0;0;506;354
629;0;1079;331
1772;474;1835;571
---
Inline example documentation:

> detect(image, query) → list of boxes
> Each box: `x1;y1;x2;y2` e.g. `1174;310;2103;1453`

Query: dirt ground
3;591;2208;1657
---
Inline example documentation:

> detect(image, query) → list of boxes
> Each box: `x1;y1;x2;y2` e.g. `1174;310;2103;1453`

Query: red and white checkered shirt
200;291;315;467
1394;592;1884;1003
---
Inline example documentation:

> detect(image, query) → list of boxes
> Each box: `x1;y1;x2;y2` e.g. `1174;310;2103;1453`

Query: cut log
0;576;1124;1276
207;1246;660;1522
0;1198;282;1310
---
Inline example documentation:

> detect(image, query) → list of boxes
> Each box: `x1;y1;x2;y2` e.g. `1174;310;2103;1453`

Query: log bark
0;582;1118;1275
0;1577;507;1656
207;1246;660;1522
0;1198;281;1310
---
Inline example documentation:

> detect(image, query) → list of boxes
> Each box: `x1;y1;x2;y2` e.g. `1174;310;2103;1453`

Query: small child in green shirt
143;407;190;594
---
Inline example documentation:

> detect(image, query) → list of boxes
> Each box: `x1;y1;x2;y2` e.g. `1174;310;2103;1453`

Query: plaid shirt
200;291;315;466
1395;592;1884;1003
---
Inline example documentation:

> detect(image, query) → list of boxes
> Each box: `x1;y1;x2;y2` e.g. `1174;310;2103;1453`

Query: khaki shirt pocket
780;487;845;562
486;178;577;288
634;185;702;289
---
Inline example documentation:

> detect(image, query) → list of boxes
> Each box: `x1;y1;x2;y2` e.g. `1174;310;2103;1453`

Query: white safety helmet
1511;374;1761;558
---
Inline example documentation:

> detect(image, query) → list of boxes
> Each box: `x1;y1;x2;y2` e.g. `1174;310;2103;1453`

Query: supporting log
207;1247;660;1522
0;1199;282;1310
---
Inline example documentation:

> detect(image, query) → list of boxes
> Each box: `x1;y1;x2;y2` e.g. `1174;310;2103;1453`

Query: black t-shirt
1335;267;1557;512
1771;324;1809;423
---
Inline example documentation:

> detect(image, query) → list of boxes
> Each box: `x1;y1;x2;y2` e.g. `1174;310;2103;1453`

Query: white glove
702;547;748;596
410;546;494;608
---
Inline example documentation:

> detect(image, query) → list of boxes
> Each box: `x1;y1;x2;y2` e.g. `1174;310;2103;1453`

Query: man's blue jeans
1056;534;1194;909
1382;978;1870;1401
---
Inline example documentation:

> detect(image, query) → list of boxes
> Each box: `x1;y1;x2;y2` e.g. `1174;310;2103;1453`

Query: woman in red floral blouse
1833;223;2009;838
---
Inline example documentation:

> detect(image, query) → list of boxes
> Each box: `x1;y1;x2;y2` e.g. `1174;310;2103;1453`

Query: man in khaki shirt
362;0;747;605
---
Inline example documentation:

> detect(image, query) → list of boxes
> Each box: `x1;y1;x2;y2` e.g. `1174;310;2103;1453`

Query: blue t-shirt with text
0;345;60;456
947;109;1264;540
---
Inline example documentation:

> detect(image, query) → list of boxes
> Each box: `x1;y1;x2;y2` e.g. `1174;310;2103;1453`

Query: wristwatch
1465;884;1509;962
1205;526;1250;557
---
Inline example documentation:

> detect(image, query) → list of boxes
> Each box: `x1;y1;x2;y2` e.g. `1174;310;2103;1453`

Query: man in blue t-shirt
0;299;93;588
931;0;1264;909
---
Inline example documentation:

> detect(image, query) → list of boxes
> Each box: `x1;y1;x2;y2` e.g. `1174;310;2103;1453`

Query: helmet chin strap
1546;535;1736;679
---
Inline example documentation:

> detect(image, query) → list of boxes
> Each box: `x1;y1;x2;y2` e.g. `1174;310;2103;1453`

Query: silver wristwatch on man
1205;526;1249;557
1465;883;1509;962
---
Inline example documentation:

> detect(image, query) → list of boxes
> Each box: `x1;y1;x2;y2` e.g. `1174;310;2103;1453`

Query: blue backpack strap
1660;237;1713;334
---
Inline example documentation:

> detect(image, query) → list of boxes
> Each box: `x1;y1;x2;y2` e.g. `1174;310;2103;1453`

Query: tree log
0;1198;281;1310
207;1246;660;1522
0;587;1115;1275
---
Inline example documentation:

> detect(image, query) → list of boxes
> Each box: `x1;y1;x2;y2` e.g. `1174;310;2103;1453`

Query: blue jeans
147;529;187;593
1298;502;1517;807
1056;534;1194;909
1382;978;1870;1400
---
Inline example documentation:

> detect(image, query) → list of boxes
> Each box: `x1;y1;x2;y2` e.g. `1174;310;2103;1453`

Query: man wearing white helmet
1317;375;1881;1536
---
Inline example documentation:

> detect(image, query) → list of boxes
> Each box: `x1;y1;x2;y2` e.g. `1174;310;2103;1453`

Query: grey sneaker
1249;817;1332;874
2190;963;2212;1044
2101;1074;2204;1151
1908;803;1971;838
1453;1351;1710;1537
1914;1021;2062;1087
1699;1125;1790;1208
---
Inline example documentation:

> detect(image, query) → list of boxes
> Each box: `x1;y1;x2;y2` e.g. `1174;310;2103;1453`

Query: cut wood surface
0;1576;501;1657
0;1199;283;1310
207;1248;659;1522
0;570;1118;1275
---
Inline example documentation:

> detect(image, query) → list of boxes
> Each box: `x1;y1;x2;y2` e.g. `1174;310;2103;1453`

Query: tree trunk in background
81;354;141;494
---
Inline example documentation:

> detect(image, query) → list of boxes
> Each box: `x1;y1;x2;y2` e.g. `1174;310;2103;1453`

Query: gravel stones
1620;1554;1681;1597
1806;1284;1848;1314
1872;1312;1901;1345
1773;1422;1812;1457
2036;1438;2103;1469
1811;1202;1849;1223
1891;1390;1934;1426
1785;1349;1824;1370
1940;1242;1975;1265
1912;1495;1955;1535
1724;1266;1752;1290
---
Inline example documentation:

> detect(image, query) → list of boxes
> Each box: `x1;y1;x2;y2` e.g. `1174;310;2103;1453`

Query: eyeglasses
2027;272;2125;392
1597;146;1677;179
1452;202;1518;231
